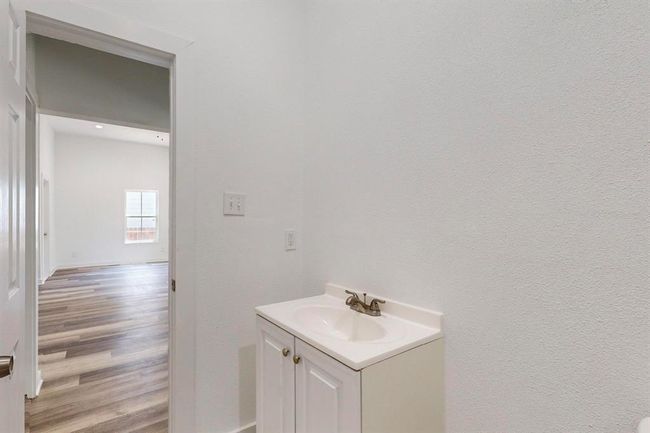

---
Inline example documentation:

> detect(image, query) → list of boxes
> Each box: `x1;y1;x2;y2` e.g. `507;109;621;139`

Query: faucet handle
369;298;386;311
345;290;360;305
345;290;360;299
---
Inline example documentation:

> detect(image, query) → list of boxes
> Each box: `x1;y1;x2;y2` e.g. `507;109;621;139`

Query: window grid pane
126;191;143;217
141;217;157;241
141;192;157;216
126;217;143;242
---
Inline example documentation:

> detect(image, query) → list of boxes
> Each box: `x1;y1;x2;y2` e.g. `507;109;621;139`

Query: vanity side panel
361;340;444;433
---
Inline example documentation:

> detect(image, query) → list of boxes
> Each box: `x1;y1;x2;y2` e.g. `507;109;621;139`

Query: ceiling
41;114;169;147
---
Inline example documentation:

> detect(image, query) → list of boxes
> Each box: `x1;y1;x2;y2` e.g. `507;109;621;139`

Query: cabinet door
257;316;295;433
295;340;361;433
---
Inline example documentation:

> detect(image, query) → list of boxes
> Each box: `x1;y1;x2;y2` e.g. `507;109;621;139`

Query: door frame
19;3;195;432
24;88;42;399
39;176;48;284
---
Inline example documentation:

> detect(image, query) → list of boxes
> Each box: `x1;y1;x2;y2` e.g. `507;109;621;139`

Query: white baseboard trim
54;258;168;271
34;370;44;396
27;369;43;399
39;267;56;284
226;422;255;433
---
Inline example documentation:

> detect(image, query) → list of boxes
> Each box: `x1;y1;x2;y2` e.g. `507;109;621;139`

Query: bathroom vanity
255;284;444;433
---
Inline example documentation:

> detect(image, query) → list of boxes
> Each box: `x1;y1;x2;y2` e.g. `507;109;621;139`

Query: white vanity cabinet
257;316;360;433
256;315;444;433
257;316;296;433
295;339;361;433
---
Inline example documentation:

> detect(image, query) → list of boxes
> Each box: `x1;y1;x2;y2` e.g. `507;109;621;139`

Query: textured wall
303;1;649;432
27;1;649;432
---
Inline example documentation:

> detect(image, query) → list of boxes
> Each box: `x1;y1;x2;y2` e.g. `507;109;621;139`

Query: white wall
176;3;305;429
29;2;307;431
22;2;648;433
53;133;169;268
303;2;649;433
33;35;170;130
38;115;55;279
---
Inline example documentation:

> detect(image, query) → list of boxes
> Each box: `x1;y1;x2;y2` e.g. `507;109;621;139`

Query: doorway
22;12;177;433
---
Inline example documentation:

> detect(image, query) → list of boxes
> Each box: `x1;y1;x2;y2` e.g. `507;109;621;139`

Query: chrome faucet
345;290;386;317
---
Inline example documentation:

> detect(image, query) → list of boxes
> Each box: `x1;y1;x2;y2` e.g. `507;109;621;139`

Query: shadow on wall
239;344;257;432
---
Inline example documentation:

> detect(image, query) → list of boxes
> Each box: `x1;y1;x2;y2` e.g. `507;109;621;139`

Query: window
125;191;158;243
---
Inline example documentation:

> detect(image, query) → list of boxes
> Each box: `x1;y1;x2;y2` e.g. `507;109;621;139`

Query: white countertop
255;284;443;370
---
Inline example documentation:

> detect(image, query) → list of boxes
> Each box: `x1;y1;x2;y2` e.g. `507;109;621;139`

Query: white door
41;178;49;281
0;1;26;432
256;316;295;433
295;340;361;433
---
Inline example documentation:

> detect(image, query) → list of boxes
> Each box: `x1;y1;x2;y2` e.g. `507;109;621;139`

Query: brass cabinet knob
293;355;301;365
282;348;290;357
0;356;14;379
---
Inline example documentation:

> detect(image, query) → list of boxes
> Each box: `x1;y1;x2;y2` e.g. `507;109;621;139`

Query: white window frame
124;189;159;244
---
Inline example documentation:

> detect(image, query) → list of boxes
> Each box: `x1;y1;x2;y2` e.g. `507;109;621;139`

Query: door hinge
171;278;176;292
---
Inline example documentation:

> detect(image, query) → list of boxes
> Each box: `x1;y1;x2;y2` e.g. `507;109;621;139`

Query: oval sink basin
293;305;388;342
257;286;443;370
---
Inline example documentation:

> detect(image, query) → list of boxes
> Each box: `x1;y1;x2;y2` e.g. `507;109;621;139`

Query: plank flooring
25;263;169;433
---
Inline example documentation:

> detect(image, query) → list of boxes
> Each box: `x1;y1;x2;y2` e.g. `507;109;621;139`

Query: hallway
25;263;169;433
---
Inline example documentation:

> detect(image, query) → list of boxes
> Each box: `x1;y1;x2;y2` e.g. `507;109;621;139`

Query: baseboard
39;267;55;284
226;422;255;433
35;370;43;396
27;369;43;399
54;259;168;271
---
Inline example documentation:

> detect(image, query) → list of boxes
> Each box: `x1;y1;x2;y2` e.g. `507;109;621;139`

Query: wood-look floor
25;263;169;433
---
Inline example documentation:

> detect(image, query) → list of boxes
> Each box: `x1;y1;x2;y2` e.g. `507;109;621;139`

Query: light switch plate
223;192;246;216
285;230;296;250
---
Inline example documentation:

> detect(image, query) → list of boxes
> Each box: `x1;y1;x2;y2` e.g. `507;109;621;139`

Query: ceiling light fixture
95;124;104;129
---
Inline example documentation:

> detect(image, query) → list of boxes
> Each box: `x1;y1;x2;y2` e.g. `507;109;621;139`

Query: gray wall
32;35;169;130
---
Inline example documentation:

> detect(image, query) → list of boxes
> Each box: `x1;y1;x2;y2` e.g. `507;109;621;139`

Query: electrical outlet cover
285;230;296;250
